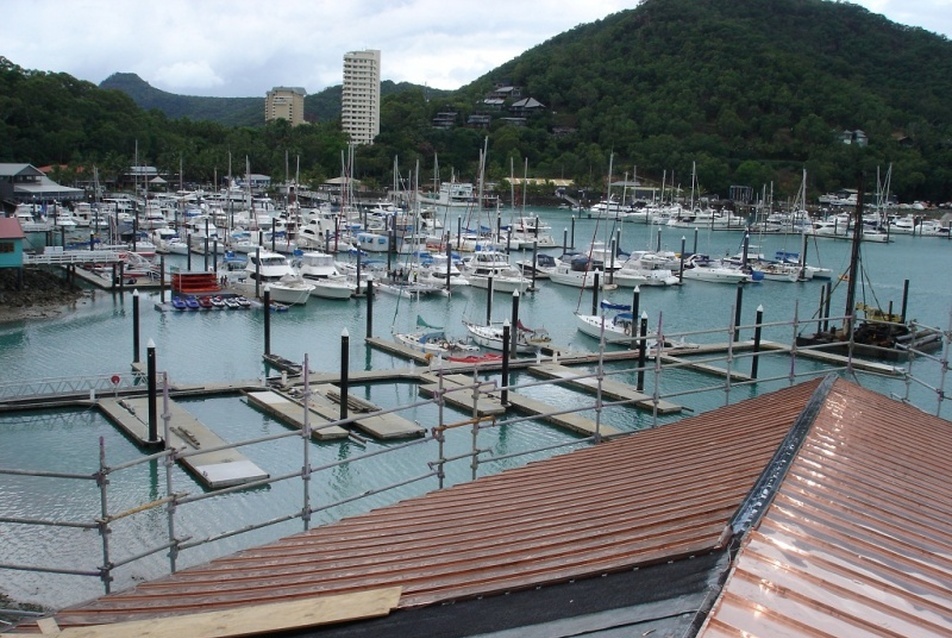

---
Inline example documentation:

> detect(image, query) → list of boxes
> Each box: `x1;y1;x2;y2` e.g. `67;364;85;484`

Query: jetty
527;362;682;414
98;397;269;489
420;371;621;437
243;391;350;440
250;382;425;440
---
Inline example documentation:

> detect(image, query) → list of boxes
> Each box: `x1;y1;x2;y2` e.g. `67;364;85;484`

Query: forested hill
99;73;262;127
99;74;443;127
4;0;952;201
452;0;952;198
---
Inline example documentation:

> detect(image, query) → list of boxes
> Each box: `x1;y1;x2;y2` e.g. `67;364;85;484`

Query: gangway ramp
527;363;682;414
98;397;269;489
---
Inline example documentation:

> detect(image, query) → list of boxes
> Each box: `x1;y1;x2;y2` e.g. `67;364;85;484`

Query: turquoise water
1;207;950;610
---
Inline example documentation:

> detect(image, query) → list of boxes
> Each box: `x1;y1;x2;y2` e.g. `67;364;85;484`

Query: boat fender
624;325;631;336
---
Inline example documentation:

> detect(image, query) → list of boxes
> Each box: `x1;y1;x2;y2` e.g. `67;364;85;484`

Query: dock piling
734;284;744;342
366;278;374;338
132;289;140;364
751;305;764;380
340;329;350;421
147;339;158;444
637;312;648;391
510;290;521;359
263;286;271;356
502;321;511;405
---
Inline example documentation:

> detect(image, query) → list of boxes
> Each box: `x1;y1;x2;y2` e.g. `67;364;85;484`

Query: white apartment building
266;87;306;126
341;49;381;145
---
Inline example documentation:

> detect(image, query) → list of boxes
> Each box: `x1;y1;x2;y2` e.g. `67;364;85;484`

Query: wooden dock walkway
526;363;683;415
419;372;620;437
504;392;622;438
98;397;269;489
310;385;424;439
657;354;753;382
243;391;349;440
759;340;904;376
418;373;506;416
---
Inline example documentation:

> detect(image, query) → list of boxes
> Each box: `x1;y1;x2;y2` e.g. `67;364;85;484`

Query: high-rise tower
341;49;381;145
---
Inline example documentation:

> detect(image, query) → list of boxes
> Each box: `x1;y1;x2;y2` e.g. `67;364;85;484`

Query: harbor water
2;206;950;611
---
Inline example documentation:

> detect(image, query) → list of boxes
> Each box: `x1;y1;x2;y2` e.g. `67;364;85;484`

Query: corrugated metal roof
40;379;825;630
699;378;952;637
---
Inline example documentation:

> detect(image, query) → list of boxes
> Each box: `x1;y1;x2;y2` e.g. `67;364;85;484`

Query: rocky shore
0;268;89;324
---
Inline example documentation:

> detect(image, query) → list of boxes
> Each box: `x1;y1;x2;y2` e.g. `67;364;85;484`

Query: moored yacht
238;250;314;305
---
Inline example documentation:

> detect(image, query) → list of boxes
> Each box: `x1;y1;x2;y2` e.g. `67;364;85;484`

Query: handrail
0;308;947;612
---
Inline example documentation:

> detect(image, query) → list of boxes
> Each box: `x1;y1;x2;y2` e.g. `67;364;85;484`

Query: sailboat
795;179;943;361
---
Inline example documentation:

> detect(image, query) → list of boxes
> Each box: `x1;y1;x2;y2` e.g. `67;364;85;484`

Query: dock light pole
632;286;640;325
570;216;576;248
501;320;511;406
263;285;271;356
147;338;158;444
340;328;350;421
751;305;764;380
637;311;649;392
132;289;141;364
693;227;699;255
562;228;568;254
510;290;521;359
486;276;494;325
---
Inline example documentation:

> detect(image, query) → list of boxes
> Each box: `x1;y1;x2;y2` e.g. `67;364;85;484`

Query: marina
1;204;951;615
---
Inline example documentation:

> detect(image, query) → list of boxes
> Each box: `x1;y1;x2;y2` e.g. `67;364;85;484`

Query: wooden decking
98;397;269;489
419;371;621;438
527;363;683;415
243;391;349;440
246;387;425;440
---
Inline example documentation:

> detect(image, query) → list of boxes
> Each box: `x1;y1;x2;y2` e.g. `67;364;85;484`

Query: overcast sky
5;0;951;97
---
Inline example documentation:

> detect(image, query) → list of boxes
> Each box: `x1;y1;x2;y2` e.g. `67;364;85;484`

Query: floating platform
308;384;424;439
657;354;753;382
244;391;349;440
98;397;269;489
419;372;621;437
526;363;683;415
419;373;506;416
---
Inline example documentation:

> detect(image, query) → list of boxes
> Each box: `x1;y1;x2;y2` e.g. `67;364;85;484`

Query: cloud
152;62;225;92
3;0;950;98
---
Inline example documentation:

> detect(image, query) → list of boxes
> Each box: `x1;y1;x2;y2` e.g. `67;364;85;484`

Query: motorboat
239;250;314;305
408;253;470;289
548;255;613;290
459;250;533;293
575;310;701;351
296;251;357;300
681;255;754;284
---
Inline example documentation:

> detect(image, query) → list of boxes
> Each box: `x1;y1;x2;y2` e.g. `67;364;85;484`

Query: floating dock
249;385;424;440
419;373;507;416
244;391;349;440
309;384;424;439
98;397;269;489
526;363;683;414
419;372;621;437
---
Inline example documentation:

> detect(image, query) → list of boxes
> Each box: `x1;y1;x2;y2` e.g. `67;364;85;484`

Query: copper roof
40;378;825;631
699;378;952;637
